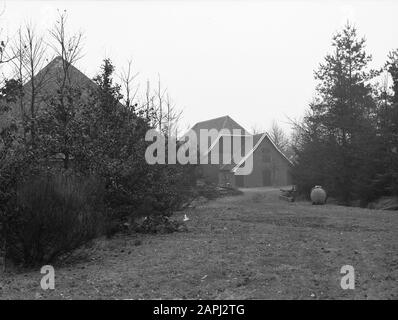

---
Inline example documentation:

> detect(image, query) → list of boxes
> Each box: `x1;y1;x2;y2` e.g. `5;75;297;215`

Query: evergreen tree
37;85;86;169
293;23;379;204
375;49;398;196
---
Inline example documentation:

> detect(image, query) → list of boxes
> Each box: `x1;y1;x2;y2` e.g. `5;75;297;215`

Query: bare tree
8;28;27;140
0;36;16;66
0;8;17;68
251;124;265;135
49;10;83;88
145;80;151;119
150;77;184;137
164;93;183;137
154;75;167;131
18;23;48;145
46;11;84;169
141;79;156;121
126;73;184;136
269;120;290;152
119;59;139;110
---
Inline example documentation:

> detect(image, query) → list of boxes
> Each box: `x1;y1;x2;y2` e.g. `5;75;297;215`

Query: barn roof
23;56;98;94
231;132;293;173
0;56;124;132
188;115;293;171
253;133;292;166
190;115;250;136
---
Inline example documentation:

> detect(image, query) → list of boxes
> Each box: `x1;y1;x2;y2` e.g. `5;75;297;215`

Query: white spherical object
310;186;327;204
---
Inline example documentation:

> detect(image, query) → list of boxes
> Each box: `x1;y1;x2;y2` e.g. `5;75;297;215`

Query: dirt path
1;188;397;299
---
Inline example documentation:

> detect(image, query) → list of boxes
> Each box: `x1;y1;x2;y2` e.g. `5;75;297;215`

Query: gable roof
254;133;293;165
187;115;293;171
0;57;119;131
185;115;250;160
232;132;293;173
190;115;250;136
23;56;98;95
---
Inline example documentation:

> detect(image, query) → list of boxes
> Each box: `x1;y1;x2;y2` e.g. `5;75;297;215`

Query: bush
133;215;188;234
195;182;243;200
2;171;105;266
0;58;199;268
103;161;197;221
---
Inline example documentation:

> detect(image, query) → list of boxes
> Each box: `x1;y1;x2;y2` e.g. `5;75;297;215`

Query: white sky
1;0;398;134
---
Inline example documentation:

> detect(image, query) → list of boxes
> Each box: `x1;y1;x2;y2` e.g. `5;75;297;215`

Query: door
262;168;272;186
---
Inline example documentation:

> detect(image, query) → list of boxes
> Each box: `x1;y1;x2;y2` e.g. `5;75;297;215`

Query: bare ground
1;187;397;299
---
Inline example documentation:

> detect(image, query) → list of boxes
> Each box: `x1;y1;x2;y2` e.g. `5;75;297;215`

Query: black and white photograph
0;0;397;305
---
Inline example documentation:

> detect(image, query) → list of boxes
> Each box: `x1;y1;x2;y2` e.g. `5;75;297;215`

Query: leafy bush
0;58;198;267
195;182;243;200
2;171;105;266
133;215;188;234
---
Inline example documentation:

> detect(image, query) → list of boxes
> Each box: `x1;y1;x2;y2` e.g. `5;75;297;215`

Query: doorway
262;168;272;186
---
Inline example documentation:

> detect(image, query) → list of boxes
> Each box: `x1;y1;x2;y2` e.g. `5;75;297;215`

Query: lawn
1;188;397;299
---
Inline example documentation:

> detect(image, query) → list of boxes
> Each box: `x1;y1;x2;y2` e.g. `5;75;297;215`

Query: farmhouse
0;57;115;168
0;56;97;131
190;115;293;188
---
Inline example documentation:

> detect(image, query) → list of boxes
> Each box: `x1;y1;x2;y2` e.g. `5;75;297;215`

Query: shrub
102;160;197;222
2;171;105;266
133;215;188;234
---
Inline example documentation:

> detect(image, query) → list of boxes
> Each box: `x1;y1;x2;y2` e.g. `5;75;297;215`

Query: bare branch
49;10;84;87
119;59;139;109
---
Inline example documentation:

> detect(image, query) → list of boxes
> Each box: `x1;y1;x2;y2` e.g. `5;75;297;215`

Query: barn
0;56;112;168
189;115;293;188
0;56;98;132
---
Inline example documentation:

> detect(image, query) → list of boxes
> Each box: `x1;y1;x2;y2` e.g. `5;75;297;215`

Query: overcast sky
2;0;398;134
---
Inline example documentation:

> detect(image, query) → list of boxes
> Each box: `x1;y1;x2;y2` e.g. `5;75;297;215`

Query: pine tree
376;49;398;196
293;23;379;204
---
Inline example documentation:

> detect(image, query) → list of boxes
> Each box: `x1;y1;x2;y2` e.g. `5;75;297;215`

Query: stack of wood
279;185;296;202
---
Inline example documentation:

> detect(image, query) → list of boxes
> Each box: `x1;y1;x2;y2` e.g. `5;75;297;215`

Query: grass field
1;187;397;299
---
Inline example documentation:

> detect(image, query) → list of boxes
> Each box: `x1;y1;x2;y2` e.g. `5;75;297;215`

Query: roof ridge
221;115;229;129
251;132;293;165
195;115;229;125
23;55;98;91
